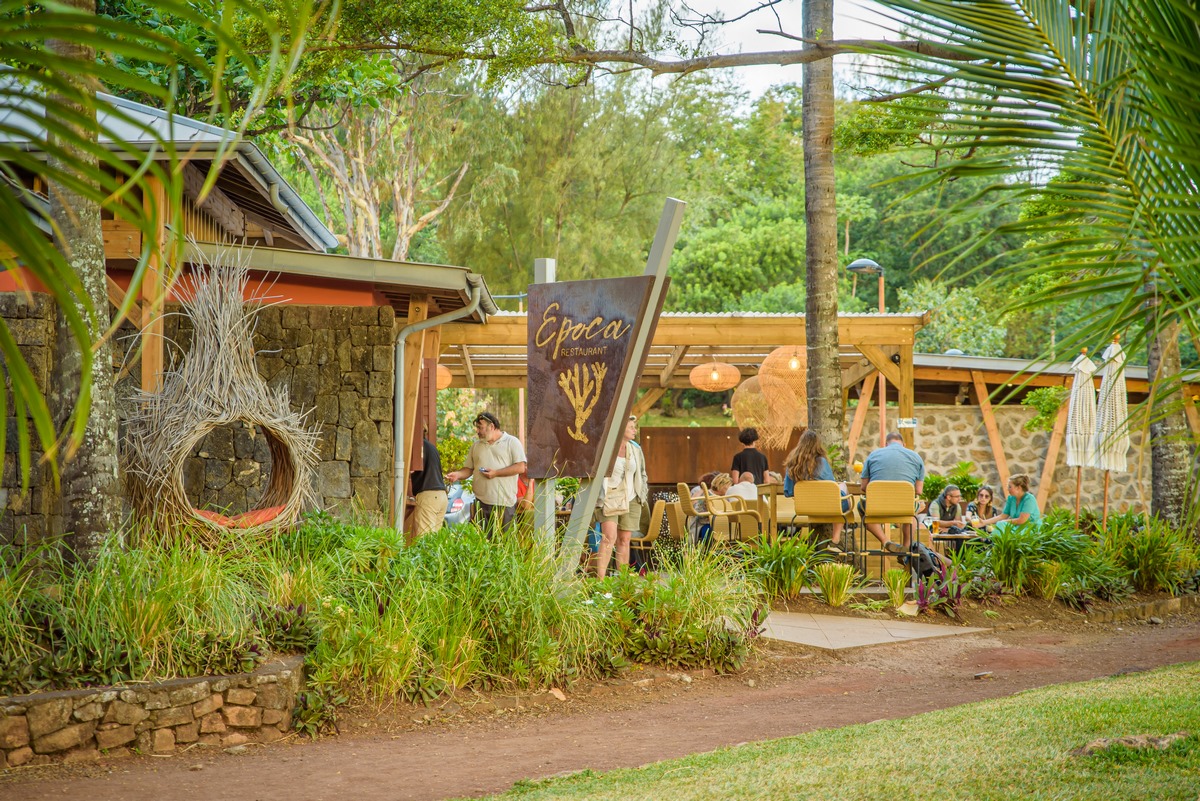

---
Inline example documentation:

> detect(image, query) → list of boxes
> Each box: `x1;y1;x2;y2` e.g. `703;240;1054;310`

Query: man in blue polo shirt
859;432;925;553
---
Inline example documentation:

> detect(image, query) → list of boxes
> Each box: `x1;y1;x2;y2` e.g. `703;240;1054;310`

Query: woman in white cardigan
594;416;649;577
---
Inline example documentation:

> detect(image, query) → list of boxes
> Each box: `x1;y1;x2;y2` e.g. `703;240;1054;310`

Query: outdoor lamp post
847;258;887;446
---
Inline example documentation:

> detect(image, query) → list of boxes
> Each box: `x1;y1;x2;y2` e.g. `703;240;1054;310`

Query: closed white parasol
1065;348;1097;521
1092;339;1129;524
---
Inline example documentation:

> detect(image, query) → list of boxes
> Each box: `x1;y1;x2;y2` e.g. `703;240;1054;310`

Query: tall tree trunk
1146;295;1191;528
48;0;123;561
803;0;843;451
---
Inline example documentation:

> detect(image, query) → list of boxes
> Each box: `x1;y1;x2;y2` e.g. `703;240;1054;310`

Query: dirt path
6;615;1200;801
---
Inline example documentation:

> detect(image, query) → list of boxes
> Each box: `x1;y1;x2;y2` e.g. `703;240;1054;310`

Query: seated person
925;484;974;553
979;473;1041;532
925;484;965;531
725;474;759;504
858;432;925;553
966;484;998;532
782;430;850;552
689;472;730;543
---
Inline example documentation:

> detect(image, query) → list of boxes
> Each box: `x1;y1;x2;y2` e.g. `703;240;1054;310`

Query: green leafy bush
0;516;762;701
922;461;984;501
812;563;861;607
594;548;761;673
1099;515;1199;594
742;536;827;599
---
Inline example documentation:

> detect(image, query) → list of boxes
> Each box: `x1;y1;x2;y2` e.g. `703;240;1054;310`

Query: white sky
661;0;898;98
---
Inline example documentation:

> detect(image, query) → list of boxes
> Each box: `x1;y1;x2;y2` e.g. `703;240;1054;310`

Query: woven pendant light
689;361;741;392
759;345;808;428
731;374;798;450
435;364;453;390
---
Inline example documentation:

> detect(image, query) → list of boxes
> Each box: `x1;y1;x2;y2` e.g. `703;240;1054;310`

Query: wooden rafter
1037;399;1069;510
846;371;877;465
972;370;1010;488
659;345;689;387
460;344;476;386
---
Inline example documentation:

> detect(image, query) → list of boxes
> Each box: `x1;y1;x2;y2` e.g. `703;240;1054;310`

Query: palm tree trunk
48;0;123;561
1146;305;1192;528
803;0;844;450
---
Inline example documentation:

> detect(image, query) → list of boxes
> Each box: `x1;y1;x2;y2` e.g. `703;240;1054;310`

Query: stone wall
0;656;302;767
1;295;397;546
852;404;1152;512
0;294;58;546
164;304;396;515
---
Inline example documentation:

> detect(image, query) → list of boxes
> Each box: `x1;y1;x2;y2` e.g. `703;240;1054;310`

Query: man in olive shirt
446;411;528;532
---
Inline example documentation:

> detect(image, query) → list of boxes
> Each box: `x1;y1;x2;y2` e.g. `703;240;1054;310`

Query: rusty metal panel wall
639;427;800;485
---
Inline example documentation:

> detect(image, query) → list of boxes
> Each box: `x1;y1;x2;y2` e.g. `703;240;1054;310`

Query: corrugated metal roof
0;70;338;252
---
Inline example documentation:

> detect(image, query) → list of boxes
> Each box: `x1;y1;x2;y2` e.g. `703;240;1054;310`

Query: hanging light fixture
435;364;453;390
689;361;741;392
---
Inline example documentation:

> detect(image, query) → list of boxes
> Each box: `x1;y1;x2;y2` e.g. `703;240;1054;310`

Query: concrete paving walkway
762;610;987;651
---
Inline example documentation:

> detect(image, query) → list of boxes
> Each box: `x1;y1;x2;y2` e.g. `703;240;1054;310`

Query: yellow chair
665;500;689;543
629;499;666;562
859;480;920;568
791;480;859;561
677;482;712;530
702;485;762;543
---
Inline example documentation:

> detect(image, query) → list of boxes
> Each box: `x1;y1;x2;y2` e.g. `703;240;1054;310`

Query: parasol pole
1102;470;1110;531
1074;347;1087;526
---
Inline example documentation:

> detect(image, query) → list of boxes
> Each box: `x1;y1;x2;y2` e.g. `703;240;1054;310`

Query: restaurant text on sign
534;302;633;359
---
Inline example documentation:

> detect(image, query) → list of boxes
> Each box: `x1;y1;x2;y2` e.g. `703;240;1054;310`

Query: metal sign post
532;258;558;551
554;198;685;580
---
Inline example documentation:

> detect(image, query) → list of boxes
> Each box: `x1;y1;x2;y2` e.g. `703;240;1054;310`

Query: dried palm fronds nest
123;246;319;544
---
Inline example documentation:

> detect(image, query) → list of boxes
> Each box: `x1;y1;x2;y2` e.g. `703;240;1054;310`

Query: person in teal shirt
981;473;1041;533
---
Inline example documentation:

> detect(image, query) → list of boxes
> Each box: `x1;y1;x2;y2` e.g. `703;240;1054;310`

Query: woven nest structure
731;374;798;450
124;252;320;542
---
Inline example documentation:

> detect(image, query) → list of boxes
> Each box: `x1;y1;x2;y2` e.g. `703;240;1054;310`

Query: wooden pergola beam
845;371;876;465
460;344;476;386
972;370;1010;488
140;177;166;393
1037;399;1069;510
659;345;689;388
632;387;667;418
400;296;430;506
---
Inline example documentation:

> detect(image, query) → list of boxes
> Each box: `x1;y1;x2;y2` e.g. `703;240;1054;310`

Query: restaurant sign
526;275;666;478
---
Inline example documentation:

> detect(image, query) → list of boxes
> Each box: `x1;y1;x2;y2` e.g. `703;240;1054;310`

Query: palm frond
0;0;316;487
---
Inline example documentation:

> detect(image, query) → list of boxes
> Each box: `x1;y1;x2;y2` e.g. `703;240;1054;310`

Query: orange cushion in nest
194;505;287;529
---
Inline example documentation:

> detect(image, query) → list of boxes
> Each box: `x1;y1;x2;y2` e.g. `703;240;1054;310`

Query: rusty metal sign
526;275;666;478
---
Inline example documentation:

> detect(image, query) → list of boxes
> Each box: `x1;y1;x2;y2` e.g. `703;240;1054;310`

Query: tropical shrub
743;536;827;599
922;461;984;502
1099;515;1199;594
812;563;860;607
0;516;763;699
883;568;910;608
595;547;762;673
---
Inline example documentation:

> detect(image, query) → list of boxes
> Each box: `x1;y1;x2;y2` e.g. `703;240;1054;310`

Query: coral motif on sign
558;362;609;443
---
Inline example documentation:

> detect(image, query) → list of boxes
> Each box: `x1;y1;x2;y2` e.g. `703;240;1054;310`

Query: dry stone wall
0;294;58;546
852;404;1153;512
0;656;302;767
1;294;397;546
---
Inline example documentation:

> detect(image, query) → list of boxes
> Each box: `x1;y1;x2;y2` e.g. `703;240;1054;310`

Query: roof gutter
234;148;339;252
393;278;485;534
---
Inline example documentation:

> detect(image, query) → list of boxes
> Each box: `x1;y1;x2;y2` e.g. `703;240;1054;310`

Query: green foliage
922;461;983;502
594;548;761;673
898;279;1005;356
742;537;827;599
0;516;764;699
1022;387;1069;433
1098;514;1199;594
668;198;807;312
812;563;861;608
883;568;909;608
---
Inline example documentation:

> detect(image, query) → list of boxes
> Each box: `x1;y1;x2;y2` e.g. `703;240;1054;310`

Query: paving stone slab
762;611;987;651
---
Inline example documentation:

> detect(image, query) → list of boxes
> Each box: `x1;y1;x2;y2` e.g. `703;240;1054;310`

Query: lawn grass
479;661;1200;800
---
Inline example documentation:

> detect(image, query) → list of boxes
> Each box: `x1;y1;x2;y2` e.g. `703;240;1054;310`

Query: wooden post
1036;400;1068;510
140;176;167;392
399;296;430;511
845;371;876;465
971;370;1010;488
897;343;915;449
